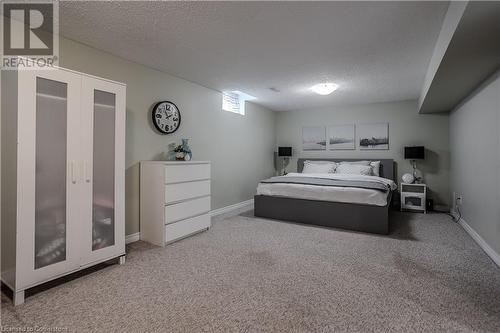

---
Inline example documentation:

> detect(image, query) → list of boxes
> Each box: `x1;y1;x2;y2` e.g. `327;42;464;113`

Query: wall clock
152;101;181;134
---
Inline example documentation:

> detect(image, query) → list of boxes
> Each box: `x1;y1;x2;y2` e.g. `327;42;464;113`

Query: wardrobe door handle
71;161;77;184
84;160;91;183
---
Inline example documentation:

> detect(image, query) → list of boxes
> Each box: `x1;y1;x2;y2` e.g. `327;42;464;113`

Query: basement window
222;91;256;116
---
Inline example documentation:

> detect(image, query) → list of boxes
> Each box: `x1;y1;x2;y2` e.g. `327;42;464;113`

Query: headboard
297;158;395;181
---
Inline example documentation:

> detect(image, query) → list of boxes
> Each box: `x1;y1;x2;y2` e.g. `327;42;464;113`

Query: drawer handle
71;161;77;184
84;160;91;183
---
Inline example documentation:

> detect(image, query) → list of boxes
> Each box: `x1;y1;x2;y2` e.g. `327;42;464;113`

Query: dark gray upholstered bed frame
254;158;395;234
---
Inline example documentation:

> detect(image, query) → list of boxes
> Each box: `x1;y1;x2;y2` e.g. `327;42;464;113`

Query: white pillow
340;160;381;176
339;160;371;166
370;161;381;177
302;161;336;174
336;164;373;176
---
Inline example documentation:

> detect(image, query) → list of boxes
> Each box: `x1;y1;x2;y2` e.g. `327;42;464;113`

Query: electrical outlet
453;192;463;207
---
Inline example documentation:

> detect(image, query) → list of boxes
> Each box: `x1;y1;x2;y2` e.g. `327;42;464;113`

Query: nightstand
400;183;426;213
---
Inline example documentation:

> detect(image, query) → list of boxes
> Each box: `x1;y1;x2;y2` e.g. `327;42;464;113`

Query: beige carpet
1;211;500;332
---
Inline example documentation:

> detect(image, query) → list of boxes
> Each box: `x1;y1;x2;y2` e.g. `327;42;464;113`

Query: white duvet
256;173;397;207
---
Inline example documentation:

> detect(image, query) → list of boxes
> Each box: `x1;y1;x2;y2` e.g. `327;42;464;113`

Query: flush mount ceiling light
311;83;338;95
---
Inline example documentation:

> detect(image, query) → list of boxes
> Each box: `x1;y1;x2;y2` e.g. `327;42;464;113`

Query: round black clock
152;101;181;134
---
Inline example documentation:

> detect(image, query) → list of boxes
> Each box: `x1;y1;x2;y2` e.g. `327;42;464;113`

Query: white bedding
256;173;397;207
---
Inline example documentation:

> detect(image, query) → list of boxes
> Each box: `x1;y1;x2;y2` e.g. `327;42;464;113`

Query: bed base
254;194;391;235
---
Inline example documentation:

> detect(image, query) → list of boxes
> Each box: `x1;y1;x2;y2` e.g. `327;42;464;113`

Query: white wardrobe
1;66;126;305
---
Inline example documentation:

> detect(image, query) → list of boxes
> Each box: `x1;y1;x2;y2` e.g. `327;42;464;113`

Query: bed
254;158;396;234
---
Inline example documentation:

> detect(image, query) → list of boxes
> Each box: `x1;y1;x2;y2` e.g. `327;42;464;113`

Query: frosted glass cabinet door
92;90;116;251
81;77;126;265
34;78;68;269
17;69;81;289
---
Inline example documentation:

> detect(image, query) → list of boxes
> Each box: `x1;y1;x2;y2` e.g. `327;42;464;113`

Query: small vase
175;152;185;160
181;139;193;161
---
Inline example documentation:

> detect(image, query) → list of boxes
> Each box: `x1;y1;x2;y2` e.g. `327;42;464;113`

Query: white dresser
140;161;211;246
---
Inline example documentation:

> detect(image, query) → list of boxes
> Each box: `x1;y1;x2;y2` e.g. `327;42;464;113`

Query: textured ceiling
60;1;448;111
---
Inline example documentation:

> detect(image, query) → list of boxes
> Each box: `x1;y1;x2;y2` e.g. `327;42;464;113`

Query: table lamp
278;147;292;175
404;146;425;183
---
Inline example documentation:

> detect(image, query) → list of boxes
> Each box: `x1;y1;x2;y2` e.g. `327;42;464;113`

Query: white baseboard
125;232;140;244
457;216;500;268
125;199;255;244
210;199;254;217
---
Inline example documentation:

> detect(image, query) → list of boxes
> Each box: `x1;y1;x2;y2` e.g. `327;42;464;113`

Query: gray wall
418;1;466;111
59;38;277;236
276;100;450;206
449;70;500;255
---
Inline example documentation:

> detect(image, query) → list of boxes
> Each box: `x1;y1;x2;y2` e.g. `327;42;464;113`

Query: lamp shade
404;146;425;159
278;147;292;157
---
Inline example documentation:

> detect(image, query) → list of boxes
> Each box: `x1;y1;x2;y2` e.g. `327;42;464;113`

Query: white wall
276;100;450;206
59;38;277;236
449;70;500;255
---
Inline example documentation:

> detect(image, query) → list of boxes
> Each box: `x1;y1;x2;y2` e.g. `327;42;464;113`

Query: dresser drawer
165;213;211;243
401;184;426;193
165;180;210;204
165;196;211;224
165;164;210;184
